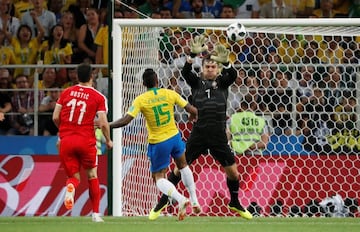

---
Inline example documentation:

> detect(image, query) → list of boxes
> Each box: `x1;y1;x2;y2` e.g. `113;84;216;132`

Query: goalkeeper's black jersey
181;62;237;130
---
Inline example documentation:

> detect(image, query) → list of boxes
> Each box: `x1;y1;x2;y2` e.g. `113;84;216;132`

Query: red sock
88;178;100;213
66;177;80;188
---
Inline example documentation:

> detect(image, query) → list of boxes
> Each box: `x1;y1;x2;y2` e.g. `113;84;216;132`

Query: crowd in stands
114;0;360;154
0;0;108;135
0;0;360;155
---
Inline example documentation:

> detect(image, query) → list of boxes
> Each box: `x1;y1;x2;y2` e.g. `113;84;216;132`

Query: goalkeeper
149;35;253;220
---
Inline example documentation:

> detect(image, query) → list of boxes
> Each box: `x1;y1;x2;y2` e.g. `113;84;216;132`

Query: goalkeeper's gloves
190;34;208;57
210;44;230;65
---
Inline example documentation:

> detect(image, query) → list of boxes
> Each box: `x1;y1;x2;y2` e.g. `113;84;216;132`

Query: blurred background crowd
0;0;359;155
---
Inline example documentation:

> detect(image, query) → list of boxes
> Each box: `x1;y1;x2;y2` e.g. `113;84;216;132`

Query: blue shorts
147;133;185;173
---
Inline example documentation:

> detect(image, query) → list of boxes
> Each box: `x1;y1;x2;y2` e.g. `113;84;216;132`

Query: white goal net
112;18;360;217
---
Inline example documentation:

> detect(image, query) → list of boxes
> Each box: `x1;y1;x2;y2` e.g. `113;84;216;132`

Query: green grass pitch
0;216;359;232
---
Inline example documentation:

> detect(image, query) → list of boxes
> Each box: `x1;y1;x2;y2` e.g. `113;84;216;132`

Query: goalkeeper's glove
210;44;230;65
190;34;208;57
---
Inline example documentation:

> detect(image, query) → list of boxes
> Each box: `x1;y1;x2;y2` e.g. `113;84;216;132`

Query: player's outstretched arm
109;114;134;129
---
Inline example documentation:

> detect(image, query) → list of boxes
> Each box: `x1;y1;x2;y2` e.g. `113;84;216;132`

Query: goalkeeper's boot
64;183;75;210
228;201;253;220
192;202;202;214
178;198;190;221
149;202;168;220
92;213;104;222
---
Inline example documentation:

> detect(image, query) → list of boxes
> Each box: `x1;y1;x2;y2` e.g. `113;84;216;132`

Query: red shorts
59;136;98;177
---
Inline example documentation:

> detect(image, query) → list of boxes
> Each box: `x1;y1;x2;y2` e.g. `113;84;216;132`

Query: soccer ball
226;22;247;42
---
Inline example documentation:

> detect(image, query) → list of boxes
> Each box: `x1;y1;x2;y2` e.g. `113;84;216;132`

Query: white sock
179;166;198;205
156;178;186;203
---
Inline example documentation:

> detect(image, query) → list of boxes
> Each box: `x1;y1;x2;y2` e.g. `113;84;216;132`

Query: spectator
159;6;173;18
122;3;141;18
301;40;320;64
68;1;88;30
21;0;56;39
94;21;109;97
168;0;192;18
264;46;282;72
0;0;20;46
227;68;247;116
38;86;60;135
38;67;57;91
14;0;47;19
285;0;315;18
260;0;295;18
0;68;12;93
277;34;304;64
332;0;350;17
0;68;12;135
94;15;109;77
269;70;293;135
219;4;236;18
223;0;260;18
42;24;73;87
332;96;357;132
257;65;273;103
150;10;161;18
60;11;80;63
9;74;44;135
321;65;345;107
295;65;316;99
11;23;45;82
342;41;358;90
181;0;215;18
203;0;223;18
77;8;100;63
48;0;64;23
62;67;79;88
301;85;333;154
0;28;16;66
317;36;344;64
138;0;162;18
311;0;341;18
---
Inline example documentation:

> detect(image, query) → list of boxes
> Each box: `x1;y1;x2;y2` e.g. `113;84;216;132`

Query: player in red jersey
52;63;113;222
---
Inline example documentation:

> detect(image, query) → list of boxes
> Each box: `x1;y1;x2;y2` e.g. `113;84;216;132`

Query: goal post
112;18;360;217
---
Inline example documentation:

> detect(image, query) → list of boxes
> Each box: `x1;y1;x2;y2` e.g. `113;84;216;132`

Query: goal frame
111;18;360;217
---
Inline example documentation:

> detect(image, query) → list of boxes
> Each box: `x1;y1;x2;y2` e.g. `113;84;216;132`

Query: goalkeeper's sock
227;178;245;210
168;170;181;185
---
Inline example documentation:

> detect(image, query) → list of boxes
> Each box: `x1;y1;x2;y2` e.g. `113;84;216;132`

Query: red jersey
56;85;108;140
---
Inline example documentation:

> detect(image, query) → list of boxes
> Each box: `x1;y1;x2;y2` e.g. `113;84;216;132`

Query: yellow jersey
94;25;109;76
127;88;188;144
11;37;40;77
43;42;73;64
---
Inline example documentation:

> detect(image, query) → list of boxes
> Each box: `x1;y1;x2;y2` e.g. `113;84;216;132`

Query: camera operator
9;74;44;135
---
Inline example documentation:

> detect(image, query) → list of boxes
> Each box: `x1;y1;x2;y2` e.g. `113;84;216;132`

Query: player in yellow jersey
109;68;200;221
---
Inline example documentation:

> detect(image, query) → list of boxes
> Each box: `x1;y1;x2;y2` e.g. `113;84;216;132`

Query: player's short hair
142;68;157;88
77;63;92;83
